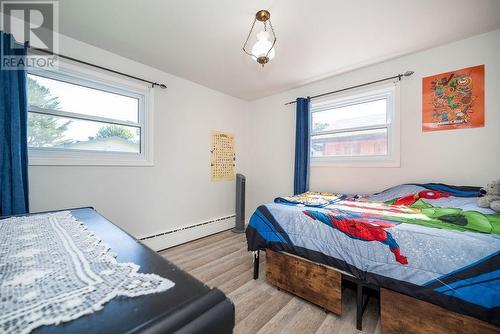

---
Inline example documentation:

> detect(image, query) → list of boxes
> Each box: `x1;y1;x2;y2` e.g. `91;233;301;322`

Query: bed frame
253;250;498;334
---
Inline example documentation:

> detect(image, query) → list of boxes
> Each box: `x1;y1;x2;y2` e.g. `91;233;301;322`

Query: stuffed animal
477;180;500;213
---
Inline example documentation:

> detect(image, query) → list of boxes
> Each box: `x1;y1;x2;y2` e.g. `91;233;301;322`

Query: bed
1;207;235;334
246;184;500;333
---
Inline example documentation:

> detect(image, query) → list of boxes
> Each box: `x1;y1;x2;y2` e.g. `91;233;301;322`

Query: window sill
29;159;154;167
28;150;154;167
311;157;400;168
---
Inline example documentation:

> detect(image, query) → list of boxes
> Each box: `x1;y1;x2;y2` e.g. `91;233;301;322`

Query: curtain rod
28;45;167;89
284;71;414;106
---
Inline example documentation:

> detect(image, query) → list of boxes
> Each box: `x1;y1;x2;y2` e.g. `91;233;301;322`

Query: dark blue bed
246;184;500;327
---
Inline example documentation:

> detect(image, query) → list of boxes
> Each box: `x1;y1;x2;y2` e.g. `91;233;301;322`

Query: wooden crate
381;288;499;334
265;250;342;315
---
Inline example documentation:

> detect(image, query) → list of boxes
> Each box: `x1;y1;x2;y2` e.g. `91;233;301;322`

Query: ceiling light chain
242;18;257;57
266;20;276;59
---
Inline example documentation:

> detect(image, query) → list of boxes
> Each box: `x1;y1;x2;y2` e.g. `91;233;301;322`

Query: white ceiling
57;0;500;100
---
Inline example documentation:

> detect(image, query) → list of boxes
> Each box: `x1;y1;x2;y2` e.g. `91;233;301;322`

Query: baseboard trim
139;215;235;251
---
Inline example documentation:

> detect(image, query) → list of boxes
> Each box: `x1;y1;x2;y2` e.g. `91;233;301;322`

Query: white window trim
310;82;400;168
27;61;154;166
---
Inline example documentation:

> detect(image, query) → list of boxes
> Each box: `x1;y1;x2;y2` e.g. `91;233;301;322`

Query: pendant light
242;10;277;67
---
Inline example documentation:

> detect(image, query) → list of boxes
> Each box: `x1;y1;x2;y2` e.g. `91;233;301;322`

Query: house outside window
310;84;400;167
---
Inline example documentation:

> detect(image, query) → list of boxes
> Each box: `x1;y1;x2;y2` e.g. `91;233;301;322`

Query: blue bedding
246;184;500;326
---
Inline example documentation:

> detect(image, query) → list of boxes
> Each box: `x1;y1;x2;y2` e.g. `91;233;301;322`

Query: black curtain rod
28;46;167;89
284;71;414;105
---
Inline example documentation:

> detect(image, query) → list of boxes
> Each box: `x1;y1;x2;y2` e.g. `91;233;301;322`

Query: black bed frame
253;250;378;331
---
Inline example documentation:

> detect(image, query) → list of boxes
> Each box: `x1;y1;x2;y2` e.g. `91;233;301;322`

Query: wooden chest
265;250;342;315
381;288;499;334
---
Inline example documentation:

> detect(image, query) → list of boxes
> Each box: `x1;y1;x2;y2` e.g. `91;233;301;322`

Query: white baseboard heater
139;215;236;252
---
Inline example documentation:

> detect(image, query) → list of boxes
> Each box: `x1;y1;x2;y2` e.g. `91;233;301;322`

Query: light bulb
251;31;275;61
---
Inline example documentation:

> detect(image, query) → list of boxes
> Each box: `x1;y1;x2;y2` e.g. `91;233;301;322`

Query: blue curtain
293;97;310;195
0;32;29;216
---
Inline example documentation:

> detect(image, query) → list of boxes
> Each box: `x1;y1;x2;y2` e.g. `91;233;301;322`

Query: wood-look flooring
160;230;381;334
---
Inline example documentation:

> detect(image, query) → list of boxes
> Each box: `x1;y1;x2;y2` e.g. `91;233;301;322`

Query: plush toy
477;180;500;213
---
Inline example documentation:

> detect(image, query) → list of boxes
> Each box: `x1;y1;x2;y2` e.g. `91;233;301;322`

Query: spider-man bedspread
246;184;500;326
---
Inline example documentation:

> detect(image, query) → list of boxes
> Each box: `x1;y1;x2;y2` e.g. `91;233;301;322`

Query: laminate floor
160;230;381;334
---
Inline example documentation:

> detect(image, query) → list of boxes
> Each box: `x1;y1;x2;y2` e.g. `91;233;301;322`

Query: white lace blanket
0;211;175;334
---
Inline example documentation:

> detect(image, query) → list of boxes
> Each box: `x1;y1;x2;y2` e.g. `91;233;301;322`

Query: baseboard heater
139;215;236;251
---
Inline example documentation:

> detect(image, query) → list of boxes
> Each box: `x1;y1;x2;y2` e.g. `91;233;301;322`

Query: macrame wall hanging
210;131;235;181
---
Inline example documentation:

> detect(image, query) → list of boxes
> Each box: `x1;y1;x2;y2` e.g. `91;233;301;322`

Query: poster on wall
210;131;235;181
422;64;484;132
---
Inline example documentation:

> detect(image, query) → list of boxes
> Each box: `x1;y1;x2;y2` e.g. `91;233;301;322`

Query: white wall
248;29;500;213
28;29;500;244
29;34;251;239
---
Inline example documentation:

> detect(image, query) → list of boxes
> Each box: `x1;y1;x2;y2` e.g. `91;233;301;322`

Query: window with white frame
27;66;152;166
310;84;399;167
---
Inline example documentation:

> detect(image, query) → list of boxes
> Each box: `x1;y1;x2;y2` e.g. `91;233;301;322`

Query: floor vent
139;215;236;251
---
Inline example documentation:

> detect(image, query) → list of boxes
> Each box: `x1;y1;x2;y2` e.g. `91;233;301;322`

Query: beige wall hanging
210;131;235;181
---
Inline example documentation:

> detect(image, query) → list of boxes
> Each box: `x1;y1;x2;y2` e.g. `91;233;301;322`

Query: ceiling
57;0;500;100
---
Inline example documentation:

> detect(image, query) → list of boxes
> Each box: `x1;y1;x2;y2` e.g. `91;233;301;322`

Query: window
27;65;152;165
310;84;399;167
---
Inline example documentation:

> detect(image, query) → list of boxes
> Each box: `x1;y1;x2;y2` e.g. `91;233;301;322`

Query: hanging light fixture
242;10;277;67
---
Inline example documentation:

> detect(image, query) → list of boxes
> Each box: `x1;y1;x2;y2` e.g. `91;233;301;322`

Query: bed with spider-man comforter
246;184;500;326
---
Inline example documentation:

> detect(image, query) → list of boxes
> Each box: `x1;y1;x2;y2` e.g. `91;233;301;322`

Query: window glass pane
28;74;139;123
28;113;140;153
311;128;387;157
312;99;387;133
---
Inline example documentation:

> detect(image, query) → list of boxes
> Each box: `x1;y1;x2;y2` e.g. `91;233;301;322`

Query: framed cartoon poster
422;65;484;131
